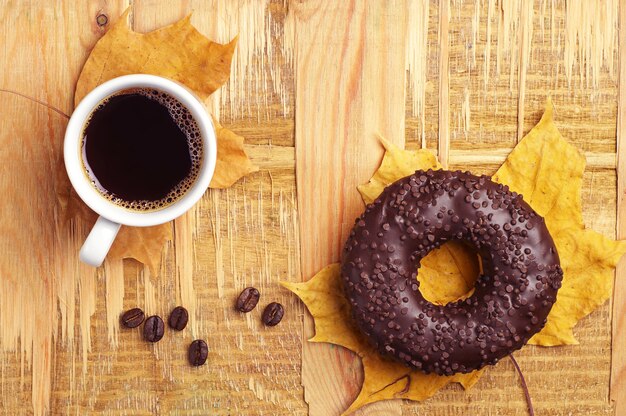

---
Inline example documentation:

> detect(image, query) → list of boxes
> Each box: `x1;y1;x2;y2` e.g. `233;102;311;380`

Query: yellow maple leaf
357;136;440;205
281;265;484;415
418;243;479;305
285;99;626;413
210;117;259;189
74;10;236;105
58;11;257;270
492;98;626;345
107;224;172;276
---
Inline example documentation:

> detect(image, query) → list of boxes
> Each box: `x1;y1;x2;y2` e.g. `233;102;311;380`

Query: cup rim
64;74;217;227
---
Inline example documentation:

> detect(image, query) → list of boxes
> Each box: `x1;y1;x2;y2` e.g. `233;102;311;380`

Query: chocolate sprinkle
341;170;563;375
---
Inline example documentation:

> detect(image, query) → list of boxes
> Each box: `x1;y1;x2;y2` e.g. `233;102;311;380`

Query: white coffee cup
64;74;217;267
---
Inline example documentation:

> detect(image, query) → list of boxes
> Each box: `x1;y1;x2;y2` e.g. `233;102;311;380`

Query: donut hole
416;240;482;306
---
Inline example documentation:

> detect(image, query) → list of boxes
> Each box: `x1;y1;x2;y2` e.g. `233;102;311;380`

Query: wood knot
96;14;108;27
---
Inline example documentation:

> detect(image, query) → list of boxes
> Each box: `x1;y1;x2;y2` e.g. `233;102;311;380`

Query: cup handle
79;216;122;267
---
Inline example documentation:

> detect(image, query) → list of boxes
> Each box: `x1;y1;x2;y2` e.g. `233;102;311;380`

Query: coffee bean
261;302;284;326
236;287;260;313
168;306;189;331
143;315;165;342
188;339;208;366
120;307;145;328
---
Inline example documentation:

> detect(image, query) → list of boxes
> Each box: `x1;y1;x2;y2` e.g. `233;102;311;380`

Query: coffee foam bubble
83;88;203;212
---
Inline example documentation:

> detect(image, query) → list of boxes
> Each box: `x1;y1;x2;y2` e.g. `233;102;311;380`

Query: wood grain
298;0;620;415
293;1;408;414
0;0;623;415
611;0;626;412
1;1;304;415
0;1;127;414
438;0;450;168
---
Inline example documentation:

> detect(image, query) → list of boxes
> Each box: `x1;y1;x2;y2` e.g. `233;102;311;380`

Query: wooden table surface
1;1;626;415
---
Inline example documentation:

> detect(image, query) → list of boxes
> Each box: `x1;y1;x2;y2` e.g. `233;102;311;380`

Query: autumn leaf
59;10;257;270
362;99;626;345
285;99;626;414
492;98;626;345
211;117;259;188
74;9;257;191
357;135;440;205
106;225;172;276
418;243;479;305
282;265;484;415
284;139;485;414
74;10;236;104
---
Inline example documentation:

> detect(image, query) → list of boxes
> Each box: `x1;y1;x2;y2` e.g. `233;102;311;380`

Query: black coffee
82;89;202;211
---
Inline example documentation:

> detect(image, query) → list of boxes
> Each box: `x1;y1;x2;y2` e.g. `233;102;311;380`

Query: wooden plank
516;0;532;141
293;1;408;414
442;1;618;415
131;0;188;31
441;2;618;415
101;1;305;415
0;1;304;414
0;0;623;414
438;0;450;167
445;149;617;169
0;2;128;414
611;0;626;412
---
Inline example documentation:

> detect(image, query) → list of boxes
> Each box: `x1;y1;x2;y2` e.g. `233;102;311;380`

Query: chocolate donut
341;169;563;375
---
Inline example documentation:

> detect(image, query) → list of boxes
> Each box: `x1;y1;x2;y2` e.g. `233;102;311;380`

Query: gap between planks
438;0;450;168
610;0;626;413
246;144;619;170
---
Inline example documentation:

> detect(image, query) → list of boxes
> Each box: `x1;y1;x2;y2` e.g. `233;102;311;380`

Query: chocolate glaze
341;170;563;375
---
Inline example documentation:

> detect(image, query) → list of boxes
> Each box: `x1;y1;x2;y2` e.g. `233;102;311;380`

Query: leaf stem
0;88;70;119
510;354;534;416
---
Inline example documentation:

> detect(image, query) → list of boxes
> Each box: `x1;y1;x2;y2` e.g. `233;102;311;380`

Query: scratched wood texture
0;0;624;415
295;1;623;416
